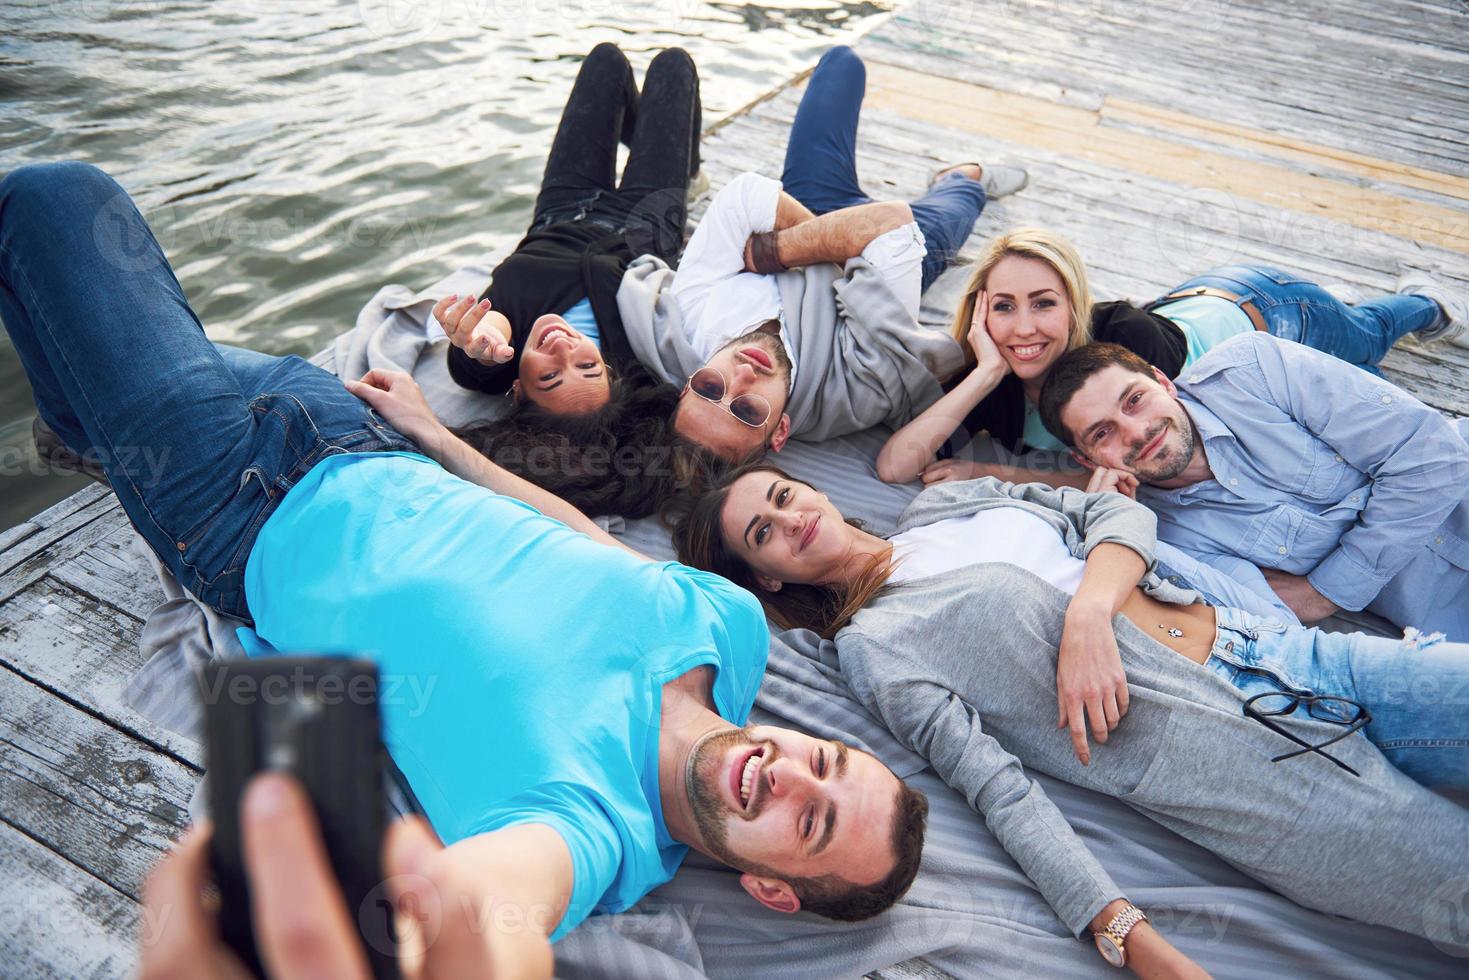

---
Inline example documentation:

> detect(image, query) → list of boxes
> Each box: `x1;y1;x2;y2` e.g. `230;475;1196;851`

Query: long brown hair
664;462;895;639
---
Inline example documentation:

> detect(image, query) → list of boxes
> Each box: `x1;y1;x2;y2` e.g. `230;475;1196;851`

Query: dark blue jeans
529;43;700;263
780;45;988;291
1163;265;1443;371
0;162;418;622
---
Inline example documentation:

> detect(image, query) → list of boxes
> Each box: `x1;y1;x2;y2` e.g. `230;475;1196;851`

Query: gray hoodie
837;478;1469;949
616;253;964;442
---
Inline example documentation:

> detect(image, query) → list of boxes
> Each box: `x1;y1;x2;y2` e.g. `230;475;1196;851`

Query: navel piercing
1158;625;1185;638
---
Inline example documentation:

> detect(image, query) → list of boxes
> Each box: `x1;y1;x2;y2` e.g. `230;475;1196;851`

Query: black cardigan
446;221;643;395
942;300;1188;456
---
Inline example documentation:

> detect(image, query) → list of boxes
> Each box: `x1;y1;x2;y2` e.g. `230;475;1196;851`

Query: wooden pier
2;0;1466;975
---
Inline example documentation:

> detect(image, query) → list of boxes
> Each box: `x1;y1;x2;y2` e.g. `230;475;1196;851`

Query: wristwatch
1094;903;1148;967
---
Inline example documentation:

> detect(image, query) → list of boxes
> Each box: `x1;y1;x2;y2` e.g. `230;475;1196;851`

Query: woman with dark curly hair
454;366;710;519
441;43;701;420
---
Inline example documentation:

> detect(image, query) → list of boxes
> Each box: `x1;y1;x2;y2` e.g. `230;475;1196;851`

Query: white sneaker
930;162;1029;200
979;162;1028;200
1396;270;1469;348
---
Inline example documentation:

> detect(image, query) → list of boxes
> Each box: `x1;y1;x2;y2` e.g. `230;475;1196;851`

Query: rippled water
0;0;892;529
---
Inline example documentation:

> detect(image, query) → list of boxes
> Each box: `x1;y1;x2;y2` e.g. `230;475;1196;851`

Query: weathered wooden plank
47;517;164;623
0;821;140;980
0;578;201;766
0;521;40;554
0;493;123;602
869;1;1469;176
19;481;111;534
0;663;193;900
859;63;1469;254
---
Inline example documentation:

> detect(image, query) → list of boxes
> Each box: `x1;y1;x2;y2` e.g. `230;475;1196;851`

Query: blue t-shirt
562;296;600;349
241;452;769;940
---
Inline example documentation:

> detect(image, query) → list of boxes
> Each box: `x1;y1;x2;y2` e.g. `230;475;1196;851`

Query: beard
721;326;794;399
685;725;776;868
1124;408;1199;483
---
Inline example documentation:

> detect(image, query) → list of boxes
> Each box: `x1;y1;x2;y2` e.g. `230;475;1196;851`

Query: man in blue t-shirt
0;160;928;976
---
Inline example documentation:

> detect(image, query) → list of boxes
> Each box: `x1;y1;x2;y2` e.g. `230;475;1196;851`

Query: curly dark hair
453;368;726;518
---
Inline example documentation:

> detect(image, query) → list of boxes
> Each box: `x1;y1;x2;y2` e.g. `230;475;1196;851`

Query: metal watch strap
1103;904;1148;952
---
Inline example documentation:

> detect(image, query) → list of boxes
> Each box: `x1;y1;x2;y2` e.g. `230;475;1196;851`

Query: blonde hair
950;228;1095;370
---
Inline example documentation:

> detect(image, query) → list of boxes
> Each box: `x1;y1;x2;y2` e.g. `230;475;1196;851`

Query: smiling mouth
799;513;820;552
739;346;773;372
1136;426;1168;463
537;324;576;350
732;747;765;811
1008;342;1049;362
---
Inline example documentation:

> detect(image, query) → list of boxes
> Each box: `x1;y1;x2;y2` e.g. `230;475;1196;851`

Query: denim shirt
1138;333;1469;617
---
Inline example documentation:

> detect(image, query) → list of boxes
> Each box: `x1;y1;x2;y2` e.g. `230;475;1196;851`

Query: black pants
530;43;701;262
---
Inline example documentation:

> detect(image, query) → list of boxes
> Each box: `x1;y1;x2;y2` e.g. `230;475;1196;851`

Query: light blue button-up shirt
1138;332;1469;637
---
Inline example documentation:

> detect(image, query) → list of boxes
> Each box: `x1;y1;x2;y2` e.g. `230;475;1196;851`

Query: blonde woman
876;227;1465;486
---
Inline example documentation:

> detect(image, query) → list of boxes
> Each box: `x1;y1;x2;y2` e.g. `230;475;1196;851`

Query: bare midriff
1118;589;1218;664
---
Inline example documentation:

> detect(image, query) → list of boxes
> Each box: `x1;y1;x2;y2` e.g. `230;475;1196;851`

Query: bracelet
746;231;787;275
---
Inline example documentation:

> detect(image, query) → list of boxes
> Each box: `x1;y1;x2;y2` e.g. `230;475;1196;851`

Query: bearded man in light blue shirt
1038;332;1469;639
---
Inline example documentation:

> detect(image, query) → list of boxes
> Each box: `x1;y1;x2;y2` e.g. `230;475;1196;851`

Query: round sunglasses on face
686;367;772;428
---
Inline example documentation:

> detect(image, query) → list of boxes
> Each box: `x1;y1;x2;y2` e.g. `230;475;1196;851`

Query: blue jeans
528;44;699;263
0;162;418;622
780;46;988;291
1205;605;1469;788
1162;265;1443;371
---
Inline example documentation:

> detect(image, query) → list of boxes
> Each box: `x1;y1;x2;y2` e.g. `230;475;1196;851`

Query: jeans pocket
177;464;274;592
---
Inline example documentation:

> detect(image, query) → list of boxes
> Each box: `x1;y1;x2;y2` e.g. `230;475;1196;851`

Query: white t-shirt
670;172;795;378
887;506;1086;594
668;171;930;391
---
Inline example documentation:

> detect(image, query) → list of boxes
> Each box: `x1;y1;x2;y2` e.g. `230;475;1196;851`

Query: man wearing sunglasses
620;47;1027;461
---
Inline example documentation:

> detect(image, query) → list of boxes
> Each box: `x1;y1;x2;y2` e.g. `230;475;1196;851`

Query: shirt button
1333;454;1344;463
1189;375;1202;384
1380;395;1392;404
1437;536;1445;545
1277;546;1288;555
1229;478;1238;486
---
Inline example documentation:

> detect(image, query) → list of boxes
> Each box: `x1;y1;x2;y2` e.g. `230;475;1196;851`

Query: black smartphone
202;656;399;979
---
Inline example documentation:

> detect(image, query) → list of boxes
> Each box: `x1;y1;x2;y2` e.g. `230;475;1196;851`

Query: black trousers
530;43;701;262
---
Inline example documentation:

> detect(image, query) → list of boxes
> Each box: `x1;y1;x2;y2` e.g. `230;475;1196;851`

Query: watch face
1095;934;1124;968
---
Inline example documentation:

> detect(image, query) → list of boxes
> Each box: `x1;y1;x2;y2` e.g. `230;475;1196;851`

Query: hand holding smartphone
202;657;399;979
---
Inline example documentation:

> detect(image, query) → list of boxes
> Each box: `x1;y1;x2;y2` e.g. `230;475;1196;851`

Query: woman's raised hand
434;294;514;365
966;290;1009;380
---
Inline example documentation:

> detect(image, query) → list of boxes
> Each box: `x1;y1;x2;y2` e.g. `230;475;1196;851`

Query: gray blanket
126;259;1463;978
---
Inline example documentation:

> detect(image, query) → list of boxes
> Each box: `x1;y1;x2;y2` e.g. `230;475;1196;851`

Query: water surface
0;0;892;528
